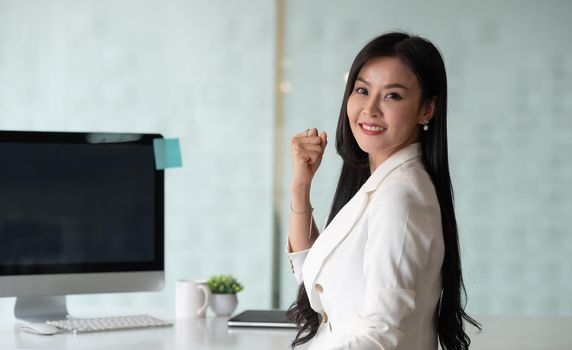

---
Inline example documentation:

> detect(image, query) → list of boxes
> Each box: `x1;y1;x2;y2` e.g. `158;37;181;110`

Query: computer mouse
17;322;59;335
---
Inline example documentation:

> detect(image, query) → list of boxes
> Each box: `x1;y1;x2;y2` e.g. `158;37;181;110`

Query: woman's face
346;56;434;171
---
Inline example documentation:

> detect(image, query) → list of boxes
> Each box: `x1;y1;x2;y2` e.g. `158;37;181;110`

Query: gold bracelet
290;203;314;214
290;203;315;239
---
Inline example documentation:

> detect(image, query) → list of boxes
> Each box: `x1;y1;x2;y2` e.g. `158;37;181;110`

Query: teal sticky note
153;138;182;170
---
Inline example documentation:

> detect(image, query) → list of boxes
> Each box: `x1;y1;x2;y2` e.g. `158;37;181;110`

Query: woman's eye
354;87;367;95
385;92;402;100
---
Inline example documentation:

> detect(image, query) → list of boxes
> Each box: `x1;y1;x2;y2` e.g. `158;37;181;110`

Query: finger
307;128;318;137
294;128;317;138
299;151;322;164
293;148;323;163
294;130;309;138
320;132;327;147
293;143;324;154
297;136;323;145
292;131;323;145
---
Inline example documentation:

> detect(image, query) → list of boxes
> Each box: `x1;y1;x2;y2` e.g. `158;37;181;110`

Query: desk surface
0;312;571;350
0;316;302;350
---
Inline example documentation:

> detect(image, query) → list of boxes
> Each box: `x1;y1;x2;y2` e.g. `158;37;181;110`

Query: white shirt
287;143;444;350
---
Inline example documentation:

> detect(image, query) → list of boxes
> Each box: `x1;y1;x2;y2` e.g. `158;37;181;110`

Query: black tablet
227;310;297;328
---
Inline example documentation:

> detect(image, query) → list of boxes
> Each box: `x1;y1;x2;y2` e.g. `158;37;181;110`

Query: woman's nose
361;96;382;118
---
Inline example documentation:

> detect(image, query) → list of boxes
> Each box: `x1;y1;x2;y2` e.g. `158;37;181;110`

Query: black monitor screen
0;132;164;275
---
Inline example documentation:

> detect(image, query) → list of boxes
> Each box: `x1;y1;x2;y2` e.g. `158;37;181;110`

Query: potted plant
207;275;243;316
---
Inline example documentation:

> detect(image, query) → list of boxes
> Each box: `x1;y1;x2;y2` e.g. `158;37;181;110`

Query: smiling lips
359;122;387;135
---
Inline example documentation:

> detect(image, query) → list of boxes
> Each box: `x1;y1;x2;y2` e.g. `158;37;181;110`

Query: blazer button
314;283;323;293
322;312;328;323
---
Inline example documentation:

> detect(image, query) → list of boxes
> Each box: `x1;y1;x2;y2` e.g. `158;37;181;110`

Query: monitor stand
14;295;69;322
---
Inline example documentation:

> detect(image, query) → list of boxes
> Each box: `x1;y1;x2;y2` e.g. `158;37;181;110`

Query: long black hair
287;32;481;349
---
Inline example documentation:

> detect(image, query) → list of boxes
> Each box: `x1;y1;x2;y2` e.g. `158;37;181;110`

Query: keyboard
47;314;172;334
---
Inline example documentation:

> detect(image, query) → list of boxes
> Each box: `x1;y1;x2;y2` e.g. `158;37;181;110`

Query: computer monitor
0;131;165;321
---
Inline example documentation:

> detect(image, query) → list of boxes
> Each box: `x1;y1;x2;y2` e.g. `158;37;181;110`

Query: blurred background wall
0;0;276;314
0;0;571;317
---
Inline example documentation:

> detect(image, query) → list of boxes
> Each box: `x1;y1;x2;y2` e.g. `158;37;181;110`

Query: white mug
176;279;211;318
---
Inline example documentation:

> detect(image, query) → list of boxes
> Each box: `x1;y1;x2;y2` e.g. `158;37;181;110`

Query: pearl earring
423;123;429;131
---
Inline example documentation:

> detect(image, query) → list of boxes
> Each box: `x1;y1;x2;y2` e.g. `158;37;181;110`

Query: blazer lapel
301;143;422;308
302;188;369;304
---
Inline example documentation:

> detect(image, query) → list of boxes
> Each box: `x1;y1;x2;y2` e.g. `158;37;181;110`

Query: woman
286;32;480;350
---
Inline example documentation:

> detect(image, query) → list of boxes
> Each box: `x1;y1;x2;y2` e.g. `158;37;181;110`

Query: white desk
0;314;304;350
0;313;571;349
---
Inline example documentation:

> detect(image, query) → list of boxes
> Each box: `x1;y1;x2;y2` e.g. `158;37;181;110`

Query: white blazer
287;143;444;350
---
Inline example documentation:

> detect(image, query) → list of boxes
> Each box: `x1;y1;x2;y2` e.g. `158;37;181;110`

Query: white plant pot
210;294;238;316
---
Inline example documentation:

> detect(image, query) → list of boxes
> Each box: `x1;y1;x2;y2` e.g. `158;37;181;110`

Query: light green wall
0;0;275;314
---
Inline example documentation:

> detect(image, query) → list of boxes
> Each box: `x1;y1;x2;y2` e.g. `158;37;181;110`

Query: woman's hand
290;128;327;189
288;128;327;251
